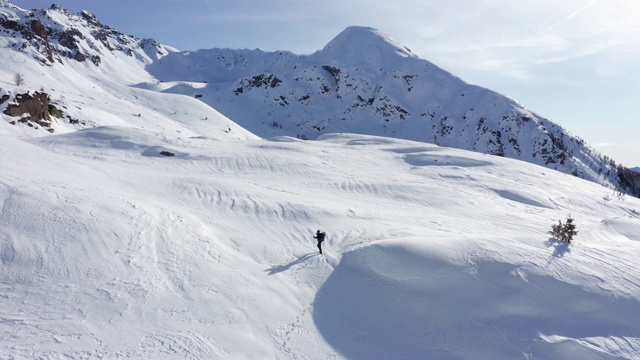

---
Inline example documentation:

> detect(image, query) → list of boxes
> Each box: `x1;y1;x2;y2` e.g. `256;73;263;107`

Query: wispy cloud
587;14;635;37
409;0;640;83
547;0;603;31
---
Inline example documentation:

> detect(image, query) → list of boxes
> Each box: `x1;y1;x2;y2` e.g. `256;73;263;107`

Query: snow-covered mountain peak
0;0;20;19
317;26;417;64
48;3;70;15
0;1;173;66
0;0;16;9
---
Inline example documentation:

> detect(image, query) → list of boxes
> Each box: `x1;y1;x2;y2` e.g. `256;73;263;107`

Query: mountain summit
146;27;639;195
0;1;172;66
317;26;417;62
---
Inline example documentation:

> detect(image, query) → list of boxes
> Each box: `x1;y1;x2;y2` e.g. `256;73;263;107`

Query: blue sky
12;0;640;167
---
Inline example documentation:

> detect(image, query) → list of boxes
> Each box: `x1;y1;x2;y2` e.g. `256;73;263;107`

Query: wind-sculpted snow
492;189;556;209
596;217;640;242
403;152;493;168
315;241;640;359
1;127;640;358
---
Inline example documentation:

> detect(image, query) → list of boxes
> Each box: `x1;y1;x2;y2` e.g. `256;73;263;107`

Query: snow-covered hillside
1;2;638;196
1;3;640;358
145;26;634;193
1;126;640;359
0;1;253;141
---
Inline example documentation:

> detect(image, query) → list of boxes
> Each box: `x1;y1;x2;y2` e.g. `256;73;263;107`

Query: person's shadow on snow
544;238;571;260
265;252;318;275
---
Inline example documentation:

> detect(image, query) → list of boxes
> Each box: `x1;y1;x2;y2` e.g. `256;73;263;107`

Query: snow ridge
0;1;174;66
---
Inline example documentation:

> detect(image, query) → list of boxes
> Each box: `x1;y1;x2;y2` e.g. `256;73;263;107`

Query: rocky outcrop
3;91;63;132
0;4;170;66
0;14;58;63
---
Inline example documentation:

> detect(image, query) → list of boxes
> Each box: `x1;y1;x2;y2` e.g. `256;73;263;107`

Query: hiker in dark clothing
314;230;326;254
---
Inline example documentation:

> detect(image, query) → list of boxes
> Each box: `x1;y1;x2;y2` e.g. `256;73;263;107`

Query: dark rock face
73;50;87;62
0;15;58;63
3;91;61;132
57;28;83;51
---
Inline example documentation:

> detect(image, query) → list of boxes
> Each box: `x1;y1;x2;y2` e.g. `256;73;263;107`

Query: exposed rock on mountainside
0;2;170;65
2;91;62;132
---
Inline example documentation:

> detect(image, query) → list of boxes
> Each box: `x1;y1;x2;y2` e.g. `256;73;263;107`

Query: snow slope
1;2;636;196
1;125;640;359
1;3;640;359
145;26;623;192
0;61;254;141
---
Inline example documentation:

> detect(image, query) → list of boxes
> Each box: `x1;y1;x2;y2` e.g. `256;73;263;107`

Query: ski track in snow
0;128;639;359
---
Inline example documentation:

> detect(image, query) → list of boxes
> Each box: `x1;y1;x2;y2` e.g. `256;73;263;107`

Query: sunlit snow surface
0;3;639;359
1;128;639;359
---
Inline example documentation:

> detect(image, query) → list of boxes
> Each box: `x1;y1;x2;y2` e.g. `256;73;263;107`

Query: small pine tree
548;215;578;244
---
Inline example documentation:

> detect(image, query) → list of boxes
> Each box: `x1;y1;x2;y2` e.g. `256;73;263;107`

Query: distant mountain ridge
0;0;170;66
1;2;639;196
146;26;640;195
